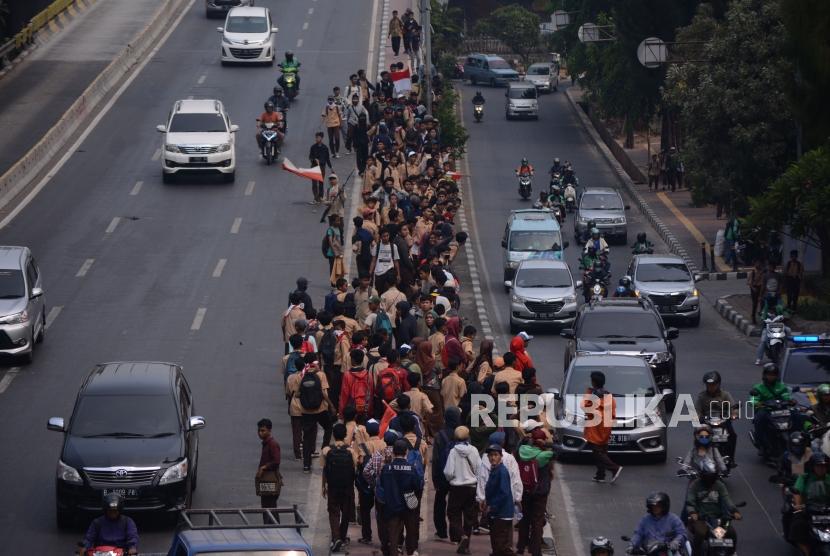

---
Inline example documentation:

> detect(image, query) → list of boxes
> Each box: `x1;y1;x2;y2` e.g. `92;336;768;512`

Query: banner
281;158;323;182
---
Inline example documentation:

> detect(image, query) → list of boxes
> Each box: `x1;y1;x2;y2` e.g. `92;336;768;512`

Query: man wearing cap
309;131;332;204
477;431;523;509
444;426;481;553
483;445;516;555
323;174;345;221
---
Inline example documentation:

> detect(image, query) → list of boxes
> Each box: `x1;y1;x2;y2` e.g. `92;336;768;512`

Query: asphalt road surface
459;81;790;556
0;0;374;552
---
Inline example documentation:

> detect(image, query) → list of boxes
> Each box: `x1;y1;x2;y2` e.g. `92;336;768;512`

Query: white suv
218;6;277;65
156;99;237;183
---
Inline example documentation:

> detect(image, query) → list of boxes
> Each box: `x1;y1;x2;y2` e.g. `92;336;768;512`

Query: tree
430;0;464;55
474;4;540;65
747;145;830;275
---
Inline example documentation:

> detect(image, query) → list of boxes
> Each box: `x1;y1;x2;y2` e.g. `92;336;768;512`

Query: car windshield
528;65;550;75
0;269;25;299
225;15;268;33
566;364;655;397
516;268;572;288
636;263;692;282
581;193;623;210
488;58;511;70
509;230;563;252
70;395;180;437
169;113;227;133
579;312;662;338
784;350;830;385
508;87;537;99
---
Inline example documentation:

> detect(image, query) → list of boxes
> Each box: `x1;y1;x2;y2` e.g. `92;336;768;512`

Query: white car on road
524;62;559;93
218;6;278;65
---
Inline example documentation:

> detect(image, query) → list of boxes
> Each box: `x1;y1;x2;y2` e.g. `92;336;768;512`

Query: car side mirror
560;328;574;339
547;387;561;400
504;281;512;289
575;280;583;288
30;287;43;299
271;26;279;33
189;416;206;431
666;327;679;340
216;27;224;32
229;124;239;132
693;274;701;282
501;239;507;248
156;125;167;133
47;417;65;432
624;205;631;210
563;241;569;249
661;389;674;398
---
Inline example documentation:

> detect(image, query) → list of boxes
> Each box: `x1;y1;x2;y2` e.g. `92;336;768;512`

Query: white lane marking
197;74;206;84
296;38;303;48
553;463;588;556
130;180;143;196
0;368;20;394
75;258;94;277
151;148;161;161
308;7;314;14
190;307;207;331
736;465;782;534
302;22;308;30
45;306;62;330
0;0;197;232
105;216;120;234
230;217;242;234
244;180;255;196
212;258;227;278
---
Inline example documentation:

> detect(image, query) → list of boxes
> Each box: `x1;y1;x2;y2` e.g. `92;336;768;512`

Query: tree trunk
623;116;634;149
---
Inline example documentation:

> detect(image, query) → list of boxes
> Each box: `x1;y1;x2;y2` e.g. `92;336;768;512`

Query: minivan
218;6;278;65
0;245;45;363
505;82;538;120
507;259;579;332
628;254;701;326
463;54;519;87
501;209;568;287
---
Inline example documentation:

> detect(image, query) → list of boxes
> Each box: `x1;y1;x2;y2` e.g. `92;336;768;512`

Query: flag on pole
281;158;323;182
378;400;397;437
446;171;463;181
391;67;412;95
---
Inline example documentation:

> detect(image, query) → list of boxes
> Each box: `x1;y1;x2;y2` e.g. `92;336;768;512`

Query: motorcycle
76;543;124;556
550;202;565;224
806;504;830;555
583;276;607;303
748;398;796;462
517;172;533;200
473;103;484;122
763;314;787;364
278;66;299;102
632;242;655;255
260;122;281;165
564;186;576;213
703;415;734;468
697;503;746;556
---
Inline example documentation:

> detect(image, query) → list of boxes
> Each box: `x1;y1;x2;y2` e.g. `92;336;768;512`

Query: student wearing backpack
339;350;374;419
355;419;385;545
282;292;306;355
379;439;424;556
431;406;461;540
294;319;317;354
444;426;481;554
284;352;308;460
316;312;343;409
441;358;467;410
282;335;305;387
516;429;554;556
299;359;334;473
322;423;358;553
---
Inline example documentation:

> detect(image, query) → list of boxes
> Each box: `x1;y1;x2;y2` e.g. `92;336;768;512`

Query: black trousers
290;415;302;459
391;35;401;55
327;126;341;155
356;143;369;175
589;442;620;479
328;489;353;542
359;490;375;540
750;287;761;323
489;518;516;556
301;412;332;468
376;501;390;556
517;493;548;556
648;175;659;189
433;482;450;537
388;507;419;555
785;276;801;310
325;365;342;415
448;484;477;541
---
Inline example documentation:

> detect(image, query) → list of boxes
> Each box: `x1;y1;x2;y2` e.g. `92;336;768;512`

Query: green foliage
430;0;464;55
0;0;10;38
747;144;830;274
662;0;794;212
436;86;469;155
436;52;458;81
474;4;541;64
797;299;830;322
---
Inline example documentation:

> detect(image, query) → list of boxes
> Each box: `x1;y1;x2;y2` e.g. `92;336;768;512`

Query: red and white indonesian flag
446;171;463;181
391;67;412;95
281;158;323;182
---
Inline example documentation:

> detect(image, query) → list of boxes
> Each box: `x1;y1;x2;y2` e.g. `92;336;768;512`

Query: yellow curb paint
76;0;88;9
48;19;60;33
58;11;70;27
655;192;730;272
67;4;78;17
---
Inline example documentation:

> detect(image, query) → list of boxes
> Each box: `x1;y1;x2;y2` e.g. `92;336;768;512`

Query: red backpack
378;368;401;403
347;370;371;416
518;458;540;495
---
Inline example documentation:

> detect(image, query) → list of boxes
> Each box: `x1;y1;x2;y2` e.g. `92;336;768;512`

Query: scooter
584;276;607;302
703;415;734;468
564;186;576;213
473;103;484;122
697;503;746;556
517;172;533;200
76;543;125;556
278;67;299;102
260;123;281;165
748;398;796;462
763;314;787;364
632;242;655;255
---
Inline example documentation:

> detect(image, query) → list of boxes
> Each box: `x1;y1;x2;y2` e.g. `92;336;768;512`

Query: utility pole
420;0;433;115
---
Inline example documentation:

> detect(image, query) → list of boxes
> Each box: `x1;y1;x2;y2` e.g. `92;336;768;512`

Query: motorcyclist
584;228;609;256
627;492;687;555
564;182;577;204
613;276;636;298
255;102;284;153
774;431;812;486
562;164;577;186
684;464;741;556
590;536;614;556
754;303;790;365
81;493;139;555
580;245;598;271
790;452;830;555
516;157;534;176
549;157;563;176
267;86;290;130
584;260;609;303
549;183;565;205
631;232;654;255
750;362;794;460
695;371;738;464
472;90;485;106
811;384;830;428
681;425;728;476
277;50;301;91
533;191;550;210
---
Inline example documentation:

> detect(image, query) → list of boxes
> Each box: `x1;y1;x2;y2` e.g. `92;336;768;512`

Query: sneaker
345;150;353;155
754;359;762;365
457;536;471;554
308;200;318;205
311;450;321;458
591;475;606;483
331;539;343;552
358;538;372;545
476;524;489;534
302;467;310;474
610;466;623;483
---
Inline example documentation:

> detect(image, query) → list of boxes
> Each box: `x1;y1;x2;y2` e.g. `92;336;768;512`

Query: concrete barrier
0;0;190;211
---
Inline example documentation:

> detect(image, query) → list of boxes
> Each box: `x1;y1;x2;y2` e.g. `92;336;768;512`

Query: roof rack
179;506;309;533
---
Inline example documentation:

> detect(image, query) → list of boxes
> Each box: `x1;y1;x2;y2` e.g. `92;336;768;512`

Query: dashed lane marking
296;38;303;48
197;74;206;84
45;306;62;330
190;308;207;331
0;368;20;394
244;180;255;196
302;22;308;30
105;217;120;234
75;258;94;277
230;217;242;234
212;258;227;278
130;180;143;196
308;7;314;14
151;148;161;161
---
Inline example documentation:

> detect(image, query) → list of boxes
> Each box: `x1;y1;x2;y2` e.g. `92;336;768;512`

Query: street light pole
420;0;433;115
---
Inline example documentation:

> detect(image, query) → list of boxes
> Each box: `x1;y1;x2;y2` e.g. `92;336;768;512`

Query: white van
505;81;538;120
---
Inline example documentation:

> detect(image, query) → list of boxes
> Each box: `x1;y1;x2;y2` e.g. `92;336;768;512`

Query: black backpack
299;372;324;410
325;445;356;492
319;328;337;367
355;443;374;495
342;292;357;319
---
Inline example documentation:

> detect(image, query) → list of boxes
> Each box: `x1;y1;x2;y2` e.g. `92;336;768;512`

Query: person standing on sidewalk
665;147;678;192
647;153;660;191
321;423;357;553
300;360;334;473
309;131;332;204
483;445;516;556
379;439;424;556
388;10;404;57
322;96;343;159
256;418;282;509
516;429;554;556
747;261;765;324
582;371;622;484
444;426;481;554
432;406;462;540
784;249;804;312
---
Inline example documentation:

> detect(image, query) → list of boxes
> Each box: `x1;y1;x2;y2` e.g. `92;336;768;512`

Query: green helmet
819;384;830;396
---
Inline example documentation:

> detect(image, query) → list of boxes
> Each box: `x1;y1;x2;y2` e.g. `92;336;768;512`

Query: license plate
775;421;791;430
189;156;207;163
609;434;628;445
103;488;139;499
709;538;734;547
771;409;791;417
712;435;728;443
812;515;830;525
659;305;676;313
710;428;724;436
541;313;557;319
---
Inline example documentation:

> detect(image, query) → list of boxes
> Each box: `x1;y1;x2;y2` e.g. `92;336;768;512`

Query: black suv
561;299;679;405
48;362;204;527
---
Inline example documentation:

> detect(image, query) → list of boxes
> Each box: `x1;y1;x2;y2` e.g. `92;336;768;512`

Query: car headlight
563;295;576;304
217;143;231;153
817;529;830;543
511;293;524;304
57;460;83;485
165;144;181;153
613;217;626;224
507;260;519;269
0;310;29;324
690;288;699;297
159;459;188;485
651;351;673;364
222;36;233;45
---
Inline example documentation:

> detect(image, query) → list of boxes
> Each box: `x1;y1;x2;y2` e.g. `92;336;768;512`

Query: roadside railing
0;0;77;69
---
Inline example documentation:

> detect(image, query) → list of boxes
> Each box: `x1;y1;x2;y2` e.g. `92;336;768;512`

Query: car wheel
162;172;174;184
56;507;73;529
37;308;46;343
223;171;235;183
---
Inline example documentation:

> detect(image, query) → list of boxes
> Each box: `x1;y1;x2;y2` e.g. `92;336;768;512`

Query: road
459;81;790;555
0;0;374;552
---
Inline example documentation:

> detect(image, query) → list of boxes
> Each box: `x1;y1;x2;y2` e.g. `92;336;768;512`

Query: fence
0;0;77;68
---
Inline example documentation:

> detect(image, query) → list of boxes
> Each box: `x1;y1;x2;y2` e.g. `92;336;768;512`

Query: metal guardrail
0;0;77;68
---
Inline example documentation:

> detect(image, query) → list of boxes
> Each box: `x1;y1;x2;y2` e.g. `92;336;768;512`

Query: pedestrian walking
432;406;461;539
748;259;765;325
322;423;357;553
582;371;622;484
309;131;332;204
255;418;283;509
282;293;306;355
370;227;401;294
325;214;344;286
675;151;685;189
355;419;385;545
339;349;374;419
402;8;416;54
388;10;404;57
379;439;424;556
483;445;516;556
647;153;660;190
299;359;334;472
322;96;343;158
784;249;804;311
665;147;678;192
284;345;307;460
763;261;782;317
444;426;481;554
516;429;554;556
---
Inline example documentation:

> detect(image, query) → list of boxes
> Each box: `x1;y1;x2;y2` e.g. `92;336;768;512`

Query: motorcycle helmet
645;492;670;514
762;362;779;377
615;286;627;296
102;492;124;513
789;431;809;457
521;157;528;165
264;101;275;111
591;228;600;238
590;536;614;555
637;232;647;243
273;85;283;95
554;157;560;165
811;452;829;467
587;220;596;231
619;276;631;288
703;370;722;385
818;384;830;397
285;50;294;60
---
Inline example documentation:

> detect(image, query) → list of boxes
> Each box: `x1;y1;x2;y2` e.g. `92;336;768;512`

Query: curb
714;296;761;337
0;0;191;214
563;88;699;274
